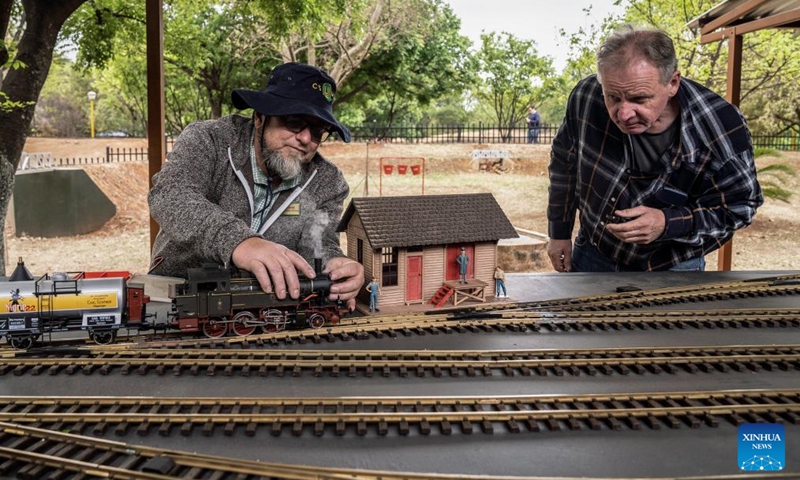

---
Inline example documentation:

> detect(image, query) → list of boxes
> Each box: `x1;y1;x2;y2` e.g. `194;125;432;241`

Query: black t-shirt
629;119;679;175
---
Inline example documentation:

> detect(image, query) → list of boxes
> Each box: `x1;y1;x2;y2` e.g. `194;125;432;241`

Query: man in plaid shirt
547;25;763;272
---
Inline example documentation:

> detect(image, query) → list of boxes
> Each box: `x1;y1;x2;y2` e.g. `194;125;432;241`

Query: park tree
334;0;474;130
64;0;260;132
546;6;622;125
32;56;93;136
1;0;91;276
474;32;554;142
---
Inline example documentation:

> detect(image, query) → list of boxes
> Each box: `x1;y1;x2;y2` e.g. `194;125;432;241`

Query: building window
381;247;398;286
357;239;364;264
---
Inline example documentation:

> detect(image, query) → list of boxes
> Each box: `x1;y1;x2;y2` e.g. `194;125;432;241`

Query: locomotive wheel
308;313;326;329
8;335;34;350
91;330;117;345
261;309;285;333
203;318;228;338
232;311;257;336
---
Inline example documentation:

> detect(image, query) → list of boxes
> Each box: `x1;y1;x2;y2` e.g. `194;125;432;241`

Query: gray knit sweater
148;114;349;278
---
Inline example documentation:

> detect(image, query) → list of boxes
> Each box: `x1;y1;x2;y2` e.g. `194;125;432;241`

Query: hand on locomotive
148;63;364;310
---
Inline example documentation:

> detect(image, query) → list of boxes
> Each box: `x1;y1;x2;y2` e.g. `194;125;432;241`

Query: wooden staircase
429;284;455;309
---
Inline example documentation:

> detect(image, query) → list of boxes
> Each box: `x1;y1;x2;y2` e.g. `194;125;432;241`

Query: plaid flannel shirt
548;75;763;271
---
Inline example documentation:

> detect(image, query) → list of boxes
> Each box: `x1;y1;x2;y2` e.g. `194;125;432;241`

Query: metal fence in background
17;152;109;170
345;124;799;151
105;146;149;163
752;133;799;151
346;124;560;145
17;127;800;171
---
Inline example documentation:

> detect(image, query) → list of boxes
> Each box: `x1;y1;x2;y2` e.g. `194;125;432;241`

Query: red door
406;256;422;302
445;245;474;281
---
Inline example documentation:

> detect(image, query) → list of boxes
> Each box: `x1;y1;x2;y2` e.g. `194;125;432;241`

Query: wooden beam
700;8;800;43
700;0;769;35
146;0;165;253
716;32;743;272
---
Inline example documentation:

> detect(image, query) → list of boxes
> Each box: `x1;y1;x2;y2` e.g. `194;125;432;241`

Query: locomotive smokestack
314;258;323;276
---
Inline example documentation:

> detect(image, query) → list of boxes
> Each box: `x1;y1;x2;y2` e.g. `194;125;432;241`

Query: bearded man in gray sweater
149;63;364;310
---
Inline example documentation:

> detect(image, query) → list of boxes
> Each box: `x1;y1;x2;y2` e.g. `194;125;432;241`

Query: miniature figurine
456;247;470;284
366;277;382;312
494;266;507;297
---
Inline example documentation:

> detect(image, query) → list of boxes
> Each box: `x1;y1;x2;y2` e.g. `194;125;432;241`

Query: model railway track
3;423;795;480
1;274;797;352
503;278;800;313
4;344;800;378
105;308;800;350
1;389;798;438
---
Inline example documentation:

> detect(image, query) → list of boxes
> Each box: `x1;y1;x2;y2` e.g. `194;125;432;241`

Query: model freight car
0;261;148;349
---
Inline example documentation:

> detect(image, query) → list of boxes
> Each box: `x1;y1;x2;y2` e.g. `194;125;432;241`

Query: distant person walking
526;105;541;144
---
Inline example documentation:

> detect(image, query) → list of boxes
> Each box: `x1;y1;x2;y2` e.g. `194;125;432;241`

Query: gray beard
262;147;302;181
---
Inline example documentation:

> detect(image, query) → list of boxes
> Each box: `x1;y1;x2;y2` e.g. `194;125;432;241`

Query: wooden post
146;0;166;252
717;29;743;272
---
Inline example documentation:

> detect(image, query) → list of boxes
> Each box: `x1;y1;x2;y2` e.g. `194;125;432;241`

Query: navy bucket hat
231;62;351;142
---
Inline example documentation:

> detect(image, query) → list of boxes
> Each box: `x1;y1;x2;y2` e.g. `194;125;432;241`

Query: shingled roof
337;193;519;249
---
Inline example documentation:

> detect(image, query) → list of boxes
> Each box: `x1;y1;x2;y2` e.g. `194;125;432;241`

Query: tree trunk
0;0;87;276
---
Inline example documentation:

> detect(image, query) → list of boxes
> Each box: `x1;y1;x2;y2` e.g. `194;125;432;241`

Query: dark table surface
3;271;799;478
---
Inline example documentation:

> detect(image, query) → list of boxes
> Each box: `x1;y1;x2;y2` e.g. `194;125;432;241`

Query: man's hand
605;206;666;244
231;237;316;299
547;239;573;272
324;257;365;312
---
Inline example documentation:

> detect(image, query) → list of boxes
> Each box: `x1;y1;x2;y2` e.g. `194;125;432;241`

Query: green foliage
0;91;30;114
758;163;796;176
62;1;146;70
338;0;474;127
757;163;796;203
754;148;780;158
248;0;355;39
546;6;623;126
474;32;554;140
1;11;30;114
92;56;149;136
33;56;93;136
0;55;33;114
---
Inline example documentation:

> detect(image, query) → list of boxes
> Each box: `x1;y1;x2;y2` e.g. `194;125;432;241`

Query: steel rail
1;422;795;480
0;389;794;407
487;274;800;312
2;345;800;377
107;308;800;350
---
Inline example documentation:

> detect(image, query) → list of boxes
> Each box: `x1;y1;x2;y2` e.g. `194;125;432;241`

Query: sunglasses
279;115;332;143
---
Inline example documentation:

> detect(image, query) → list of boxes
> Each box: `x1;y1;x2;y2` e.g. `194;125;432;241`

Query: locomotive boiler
169;260;348;338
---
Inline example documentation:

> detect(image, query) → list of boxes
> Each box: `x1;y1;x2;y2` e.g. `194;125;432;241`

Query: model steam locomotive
0;258;346;349
169;260;346;338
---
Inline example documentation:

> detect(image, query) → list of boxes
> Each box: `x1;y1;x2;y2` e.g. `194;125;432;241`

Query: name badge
282;203;301;216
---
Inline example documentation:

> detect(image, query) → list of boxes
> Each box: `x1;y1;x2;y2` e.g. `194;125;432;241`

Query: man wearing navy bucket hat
149;62;363;311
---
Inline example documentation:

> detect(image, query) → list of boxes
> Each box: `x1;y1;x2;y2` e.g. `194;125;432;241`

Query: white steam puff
308;208;330;259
